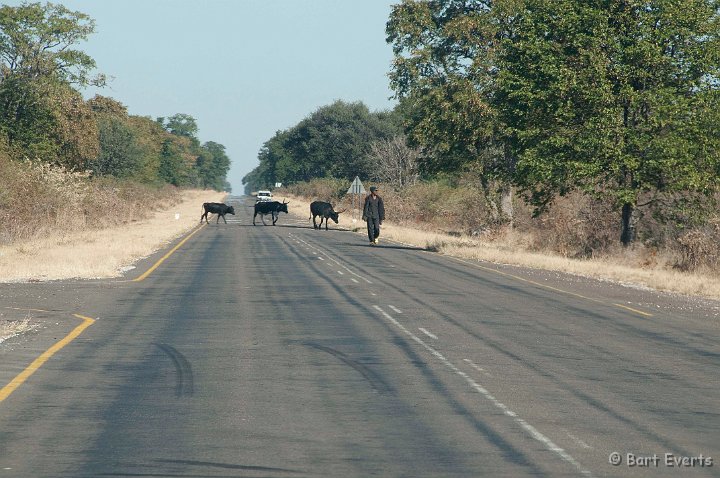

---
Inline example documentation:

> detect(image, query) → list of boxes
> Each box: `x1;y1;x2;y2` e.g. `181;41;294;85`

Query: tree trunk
620;202;635;246
500;185;514;226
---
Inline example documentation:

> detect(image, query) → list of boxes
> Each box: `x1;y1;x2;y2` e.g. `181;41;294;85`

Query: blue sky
8;0;399;192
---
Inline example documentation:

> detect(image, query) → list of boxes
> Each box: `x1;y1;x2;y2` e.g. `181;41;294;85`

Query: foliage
0;76;99;168
0;151;180;244
94;116;142;178
160;113;199;140
495;0;720;244
386;0;514;177
0;2;105;86
386;0;720;245
0;4;231;191
243;101;400;190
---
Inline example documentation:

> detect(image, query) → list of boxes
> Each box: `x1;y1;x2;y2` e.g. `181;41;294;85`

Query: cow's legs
201;212;208;224
220;214;227;224
312;215;318;229
325;217;329;231
261;213;267;225
253;212;257;225
272;212;278;225
318;217;324;230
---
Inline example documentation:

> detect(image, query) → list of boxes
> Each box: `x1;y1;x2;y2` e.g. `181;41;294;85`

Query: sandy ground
0;189;226;283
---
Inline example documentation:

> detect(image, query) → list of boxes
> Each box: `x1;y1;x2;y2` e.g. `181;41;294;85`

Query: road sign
347;176;366;195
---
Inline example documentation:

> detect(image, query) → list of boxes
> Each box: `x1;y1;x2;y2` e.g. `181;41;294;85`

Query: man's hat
370;186;378;192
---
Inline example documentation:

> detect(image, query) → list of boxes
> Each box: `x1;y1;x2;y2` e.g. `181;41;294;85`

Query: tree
94;116;142;178
0;76;98;168
386;0;518;217
495;0;720;244
162;113;198;140
0;2;103;168
196;141;230;191
0;2;105;86
367;134;420;187
245;100;399;186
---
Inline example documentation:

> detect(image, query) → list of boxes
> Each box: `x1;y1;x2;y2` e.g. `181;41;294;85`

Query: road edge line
0;314;96;403
132;224;205;282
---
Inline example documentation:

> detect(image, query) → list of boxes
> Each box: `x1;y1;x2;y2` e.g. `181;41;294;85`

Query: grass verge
284;194;720;300
0;189;226;282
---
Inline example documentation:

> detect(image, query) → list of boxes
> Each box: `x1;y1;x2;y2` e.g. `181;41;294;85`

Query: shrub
0;153;178;245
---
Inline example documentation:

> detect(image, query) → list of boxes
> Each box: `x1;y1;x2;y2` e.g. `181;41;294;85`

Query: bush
673;219;720;271
281;178;347;203
0;154;178;245
514;192;618;258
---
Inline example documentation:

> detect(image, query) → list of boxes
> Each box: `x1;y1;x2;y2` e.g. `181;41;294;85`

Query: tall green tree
162;113;198;140
245;100;399;186
196;141;230;190
0;2;105;86
496;0;720;244
386;0;514;176
0;2;103;167
94;116;142;178
386;0;519;219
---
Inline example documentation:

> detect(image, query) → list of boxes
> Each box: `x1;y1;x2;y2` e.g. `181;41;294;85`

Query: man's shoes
374;238;379;244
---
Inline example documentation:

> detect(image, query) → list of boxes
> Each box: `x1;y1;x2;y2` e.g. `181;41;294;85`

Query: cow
309;201;346;230
253;200;289;225
201;202;235;224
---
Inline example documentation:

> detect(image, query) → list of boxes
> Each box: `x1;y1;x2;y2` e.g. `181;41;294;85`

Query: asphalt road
0;195;718;477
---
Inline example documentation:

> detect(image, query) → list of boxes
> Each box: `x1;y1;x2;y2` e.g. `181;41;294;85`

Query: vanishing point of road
0;196;718;477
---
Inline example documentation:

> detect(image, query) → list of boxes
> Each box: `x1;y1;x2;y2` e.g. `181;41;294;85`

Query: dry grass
0;189;225;282
284;194;720;300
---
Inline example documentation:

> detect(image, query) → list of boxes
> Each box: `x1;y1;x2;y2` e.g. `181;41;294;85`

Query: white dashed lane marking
388;305;402;314
372;305;592;477
418;327;438;340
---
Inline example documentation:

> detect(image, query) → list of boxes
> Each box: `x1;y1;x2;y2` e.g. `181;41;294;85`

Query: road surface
0;195;718;477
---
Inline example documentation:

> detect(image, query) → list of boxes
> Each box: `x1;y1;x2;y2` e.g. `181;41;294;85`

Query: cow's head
280;199;289;214
329;208;346;224
228;206;236;215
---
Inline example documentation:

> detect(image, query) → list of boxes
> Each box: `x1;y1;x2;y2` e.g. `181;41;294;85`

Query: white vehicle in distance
256;190;273;202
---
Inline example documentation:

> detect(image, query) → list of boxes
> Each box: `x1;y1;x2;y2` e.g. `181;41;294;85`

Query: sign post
346;176;366;221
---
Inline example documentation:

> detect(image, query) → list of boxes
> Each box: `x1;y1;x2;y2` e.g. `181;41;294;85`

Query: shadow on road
345;243;429;252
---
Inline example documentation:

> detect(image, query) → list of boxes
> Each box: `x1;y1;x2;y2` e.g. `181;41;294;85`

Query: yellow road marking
613;303;653;317
132;224;205;282
0;314;95;403
449;256;653;317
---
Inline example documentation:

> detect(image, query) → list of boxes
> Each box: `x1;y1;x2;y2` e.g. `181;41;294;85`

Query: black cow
253;200;289;225
309;201;345;230
201;202;235;224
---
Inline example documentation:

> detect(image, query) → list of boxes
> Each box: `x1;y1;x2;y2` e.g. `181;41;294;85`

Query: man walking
362;186;385;245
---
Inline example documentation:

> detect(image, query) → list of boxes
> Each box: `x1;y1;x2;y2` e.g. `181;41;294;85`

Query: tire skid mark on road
303;342;391;394
153;343;194;397
373;305;593;477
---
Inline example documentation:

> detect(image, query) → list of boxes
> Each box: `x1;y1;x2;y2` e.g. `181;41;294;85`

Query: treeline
245;0;720;246
0;2;230;191
242;100;407;193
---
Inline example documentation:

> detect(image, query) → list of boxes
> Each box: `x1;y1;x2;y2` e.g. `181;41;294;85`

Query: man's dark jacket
362;194;385;222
